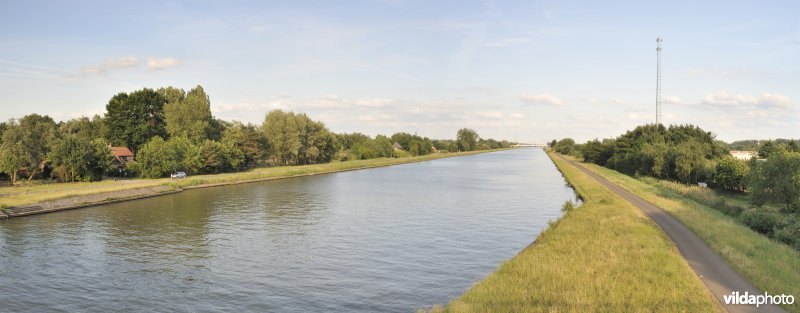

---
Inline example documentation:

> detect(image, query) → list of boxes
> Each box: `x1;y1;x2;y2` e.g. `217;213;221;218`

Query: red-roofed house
110;146;134;169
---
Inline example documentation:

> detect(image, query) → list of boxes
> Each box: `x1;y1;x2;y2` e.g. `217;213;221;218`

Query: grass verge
0;150;499;207
579;160;800;312
422;151;719;313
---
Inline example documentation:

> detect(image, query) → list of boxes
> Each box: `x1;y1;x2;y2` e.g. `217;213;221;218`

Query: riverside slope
556;154;785;313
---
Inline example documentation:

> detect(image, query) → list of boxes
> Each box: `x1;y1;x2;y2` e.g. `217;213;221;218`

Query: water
0;149;577;312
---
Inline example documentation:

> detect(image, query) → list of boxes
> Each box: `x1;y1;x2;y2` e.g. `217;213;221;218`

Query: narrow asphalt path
557;155;786;313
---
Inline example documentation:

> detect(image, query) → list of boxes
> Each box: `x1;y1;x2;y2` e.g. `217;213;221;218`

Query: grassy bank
423;151;719;312
0;150;498;208
579;160;800;312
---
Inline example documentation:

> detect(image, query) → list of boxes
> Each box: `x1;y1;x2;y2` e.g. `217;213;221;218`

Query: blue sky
1;0;797;143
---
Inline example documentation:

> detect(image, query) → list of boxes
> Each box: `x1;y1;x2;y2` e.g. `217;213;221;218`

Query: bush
738;209;783;236
774;219;800;250
561;200;577;212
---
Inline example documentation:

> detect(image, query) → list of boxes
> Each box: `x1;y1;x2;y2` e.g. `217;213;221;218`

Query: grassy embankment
0;150;498;208
423;151;719;313
578;160;800;312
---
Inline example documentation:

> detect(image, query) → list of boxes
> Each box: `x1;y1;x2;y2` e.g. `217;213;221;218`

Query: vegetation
161;85;214;143
552;124;800;251
0;149;498;208
456;128;479;151
0;84;511;185
578;161;800;312
423;151;719;313
104;88;168;153
48;136;114;182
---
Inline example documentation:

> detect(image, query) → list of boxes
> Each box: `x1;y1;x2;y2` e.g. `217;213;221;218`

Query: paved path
558;155;786;313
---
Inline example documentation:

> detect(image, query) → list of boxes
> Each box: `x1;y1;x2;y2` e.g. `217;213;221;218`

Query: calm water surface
0;149;576;312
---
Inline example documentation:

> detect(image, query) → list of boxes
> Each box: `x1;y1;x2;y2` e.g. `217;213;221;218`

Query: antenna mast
655;37;663;125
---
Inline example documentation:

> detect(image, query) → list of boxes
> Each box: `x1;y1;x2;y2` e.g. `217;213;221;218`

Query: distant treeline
551;124;800;249
0;85;512;182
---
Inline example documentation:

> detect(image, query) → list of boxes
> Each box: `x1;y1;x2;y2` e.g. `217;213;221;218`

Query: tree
582;139;614;165
0;114;58;182
750;150;800;212
554;138;576;155
373;135;395;158
712;156;749;191
262;110;301;164
409;140;422;156
163;85;212;142
168;136;203;174
391;132;414;150
199;140;244;173
59;115;106;141
132;136;178;178
758;141;781;159
222;122;268;168
261;110;337;165
49;136;114;182
456;128;479;151
673;139;706;183
104;88;168;153
157;86;185;104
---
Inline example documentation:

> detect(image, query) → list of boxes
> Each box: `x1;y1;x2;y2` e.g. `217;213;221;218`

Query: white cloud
147;57;182;70
759;93;792;108
81;57;138;74
702;91;791;109
519;94;566;106
509;112;524;119
211;101;287;114
611;98;624;104
353;98;392;107
477;111;504;119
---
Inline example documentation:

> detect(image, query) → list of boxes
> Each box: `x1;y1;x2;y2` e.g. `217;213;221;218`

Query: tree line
550;124;800;250
0;85;511;182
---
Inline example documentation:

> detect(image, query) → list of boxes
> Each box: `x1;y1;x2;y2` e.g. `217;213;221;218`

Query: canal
0;149;577;312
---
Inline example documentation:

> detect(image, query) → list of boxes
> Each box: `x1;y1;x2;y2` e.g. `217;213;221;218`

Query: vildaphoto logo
723;291;794;307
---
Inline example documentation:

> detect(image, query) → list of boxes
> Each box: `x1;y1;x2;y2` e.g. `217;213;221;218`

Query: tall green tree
49;136;114;182
104;88;168;153
163;85;212;142
456;128;479;151
199;139;245;173
59;115;105;141
0;114;58;181
712;156;749;191
261;110;337;165
132;136;177;178
750;150;800;212
222;122;268;168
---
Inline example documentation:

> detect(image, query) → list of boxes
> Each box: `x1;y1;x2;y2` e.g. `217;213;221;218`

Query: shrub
738;209;783;236
561;200;577;212
774;219;800;250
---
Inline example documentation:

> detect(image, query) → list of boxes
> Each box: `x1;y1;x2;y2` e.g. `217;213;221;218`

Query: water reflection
0;149;576;312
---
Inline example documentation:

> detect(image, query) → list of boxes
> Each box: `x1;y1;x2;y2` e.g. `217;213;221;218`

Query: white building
730;150;757;160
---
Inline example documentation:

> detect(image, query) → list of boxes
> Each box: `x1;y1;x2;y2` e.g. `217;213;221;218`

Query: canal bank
574;156;799;313
425;151;720;312
0;150;502;219
0;148;574;312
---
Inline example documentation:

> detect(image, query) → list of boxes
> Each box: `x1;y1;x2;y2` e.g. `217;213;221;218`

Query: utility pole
656;37;663;125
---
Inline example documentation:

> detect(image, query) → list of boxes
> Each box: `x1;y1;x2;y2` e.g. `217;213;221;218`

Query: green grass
422;151;720;313
579;160;800;312
0;150;498;207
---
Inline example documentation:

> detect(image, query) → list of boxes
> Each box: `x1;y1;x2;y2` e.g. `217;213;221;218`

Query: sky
1;0;798;143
